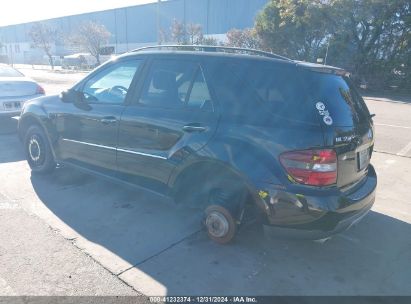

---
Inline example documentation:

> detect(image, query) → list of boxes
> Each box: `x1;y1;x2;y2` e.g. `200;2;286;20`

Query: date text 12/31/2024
149;296;257;303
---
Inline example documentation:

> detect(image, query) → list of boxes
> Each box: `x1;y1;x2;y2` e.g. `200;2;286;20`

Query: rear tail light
36;85;45;95
280;149;337;186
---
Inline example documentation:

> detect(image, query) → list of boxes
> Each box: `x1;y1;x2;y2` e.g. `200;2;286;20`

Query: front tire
24;125;56;174
205;205;237;244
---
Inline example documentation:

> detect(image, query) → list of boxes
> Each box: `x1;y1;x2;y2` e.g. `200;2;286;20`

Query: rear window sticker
315;101;333;126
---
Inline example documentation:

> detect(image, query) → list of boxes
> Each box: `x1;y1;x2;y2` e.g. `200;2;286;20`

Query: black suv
18;46;377;244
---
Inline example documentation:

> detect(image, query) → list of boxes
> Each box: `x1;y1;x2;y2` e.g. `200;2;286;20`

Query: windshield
0;65;24;77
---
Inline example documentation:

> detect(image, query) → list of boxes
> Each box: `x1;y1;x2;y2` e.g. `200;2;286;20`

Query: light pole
157;0;161;45
324;39;330;65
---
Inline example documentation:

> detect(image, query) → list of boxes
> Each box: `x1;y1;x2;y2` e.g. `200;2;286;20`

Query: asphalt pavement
0;67;410;296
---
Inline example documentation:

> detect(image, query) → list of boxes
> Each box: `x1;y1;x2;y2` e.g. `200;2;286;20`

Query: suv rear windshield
209;60;317;125
303;71;370;126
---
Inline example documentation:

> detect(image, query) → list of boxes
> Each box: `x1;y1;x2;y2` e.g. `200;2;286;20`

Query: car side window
208;62;250;116
186;68;212;111
139;59;212;111
82;60;141;104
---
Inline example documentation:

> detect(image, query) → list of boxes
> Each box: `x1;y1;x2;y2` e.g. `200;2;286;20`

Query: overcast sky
0;0;157;26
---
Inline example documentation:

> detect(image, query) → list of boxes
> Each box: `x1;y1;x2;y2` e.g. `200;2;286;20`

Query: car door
117;57;219;192
55;59;143;173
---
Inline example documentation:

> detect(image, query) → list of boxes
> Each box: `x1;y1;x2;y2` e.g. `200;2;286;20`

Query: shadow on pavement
0;119;25;163
0;117;18;135
29;167;411;295
30;166;203;273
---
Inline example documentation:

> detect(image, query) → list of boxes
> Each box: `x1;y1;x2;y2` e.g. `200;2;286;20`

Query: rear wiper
369;113;376;118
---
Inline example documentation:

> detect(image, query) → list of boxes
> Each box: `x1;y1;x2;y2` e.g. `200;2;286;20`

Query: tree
186;23;204;45
226;28;261;49
164;21;218;46
255;0;331;61
158;27;169;44
202;36;220;46
255;0;411;91
327;0;411;88
29;23;58;69
69;21;111;65
170;19;187;44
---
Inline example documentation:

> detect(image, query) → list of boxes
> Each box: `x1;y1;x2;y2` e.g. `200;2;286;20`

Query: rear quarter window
208;60;317;125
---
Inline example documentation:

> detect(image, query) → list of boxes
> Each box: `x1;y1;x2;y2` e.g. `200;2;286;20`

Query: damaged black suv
18;45;377;244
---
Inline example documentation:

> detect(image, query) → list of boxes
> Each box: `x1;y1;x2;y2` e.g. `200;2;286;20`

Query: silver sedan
0;64;45;117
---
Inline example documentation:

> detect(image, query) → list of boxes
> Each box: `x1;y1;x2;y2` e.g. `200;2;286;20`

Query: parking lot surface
0;68;410;295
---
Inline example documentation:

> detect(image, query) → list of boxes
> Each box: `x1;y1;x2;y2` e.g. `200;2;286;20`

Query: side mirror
60;89;83;104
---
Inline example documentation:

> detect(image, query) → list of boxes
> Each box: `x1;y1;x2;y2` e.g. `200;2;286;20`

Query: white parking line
375;123;411;129
364;97;410;105
397;141;411;157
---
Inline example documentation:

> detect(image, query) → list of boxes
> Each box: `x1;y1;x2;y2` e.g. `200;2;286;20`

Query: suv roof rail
130;45;292;61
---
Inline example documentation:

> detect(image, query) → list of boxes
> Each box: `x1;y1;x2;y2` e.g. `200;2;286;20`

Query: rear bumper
256;165;377;239
265;202;372;240
0;111;20;117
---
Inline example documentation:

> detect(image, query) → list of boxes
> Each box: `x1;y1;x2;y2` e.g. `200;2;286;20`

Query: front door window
82;60;142;104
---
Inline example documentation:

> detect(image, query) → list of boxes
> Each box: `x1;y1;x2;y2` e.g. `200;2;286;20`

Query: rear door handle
100;116;117;124
182;124;207;132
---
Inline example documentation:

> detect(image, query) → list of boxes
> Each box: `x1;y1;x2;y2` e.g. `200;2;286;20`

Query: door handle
100;116;117;124
182;124;206;132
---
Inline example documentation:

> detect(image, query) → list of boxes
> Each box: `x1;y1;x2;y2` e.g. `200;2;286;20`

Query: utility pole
10;45;14;66
324;39;330;65
125;8;129;51
114;9;118;54
157;0;161;45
